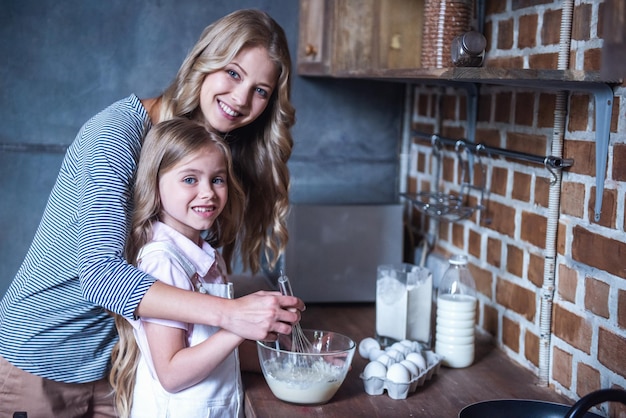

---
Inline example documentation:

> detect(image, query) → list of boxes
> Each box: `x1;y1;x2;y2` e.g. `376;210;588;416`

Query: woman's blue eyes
183;177;196;185
226;69;268;98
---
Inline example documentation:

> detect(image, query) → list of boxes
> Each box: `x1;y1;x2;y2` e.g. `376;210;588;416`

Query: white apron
130;243;243;418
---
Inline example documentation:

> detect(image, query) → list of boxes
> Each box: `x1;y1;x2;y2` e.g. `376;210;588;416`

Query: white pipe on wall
538;0;574;387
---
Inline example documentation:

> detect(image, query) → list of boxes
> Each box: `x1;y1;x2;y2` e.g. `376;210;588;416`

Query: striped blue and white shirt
0;95;157;383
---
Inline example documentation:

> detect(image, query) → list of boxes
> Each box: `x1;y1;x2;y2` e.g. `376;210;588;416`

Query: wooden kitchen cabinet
297;0;425;76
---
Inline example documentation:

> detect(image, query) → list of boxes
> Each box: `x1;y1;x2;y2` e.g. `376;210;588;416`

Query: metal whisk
278;272;314;354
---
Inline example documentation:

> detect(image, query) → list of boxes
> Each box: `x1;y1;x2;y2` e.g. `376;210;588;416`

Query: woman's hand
137;282;305;341
222;291;305;340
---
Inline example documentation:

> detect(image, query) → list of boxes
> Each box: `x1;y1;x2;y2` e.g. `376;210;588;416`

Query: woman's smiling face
199;45;279;133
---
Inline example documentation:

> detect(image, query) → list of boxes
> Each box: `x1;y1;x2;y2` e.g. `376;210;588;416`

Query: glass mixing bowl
257;329;356;405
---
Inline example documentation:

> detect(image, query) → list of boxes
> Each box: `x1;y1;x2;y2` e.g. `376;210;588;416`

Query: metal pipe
411;131;574;169
538;0;574;388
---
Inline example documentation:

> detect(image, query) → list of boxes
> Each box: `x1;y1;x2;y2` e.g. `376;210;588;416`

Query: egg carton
359;351;444;400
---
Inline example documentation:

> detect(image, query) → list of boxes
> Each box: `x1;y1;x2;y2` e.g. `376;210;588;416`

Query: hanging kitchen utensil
402;137;486;222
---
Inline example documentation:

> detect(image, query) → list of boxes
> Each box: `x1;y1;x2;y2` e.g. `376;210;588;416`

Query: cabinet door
297;0;425;76
297;0;331;75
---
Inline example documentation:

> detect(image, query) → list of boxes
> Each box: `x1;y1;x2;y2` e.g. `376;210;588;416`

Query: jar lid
449;254;468;265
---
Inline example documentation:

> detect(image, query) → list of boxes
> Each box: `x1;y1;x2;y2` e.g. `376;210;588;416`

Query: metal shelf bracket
589;83;614;222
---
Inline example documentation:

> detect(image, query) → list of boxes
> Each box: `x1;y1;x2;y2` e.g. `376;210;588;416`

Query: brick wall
409;1;626;415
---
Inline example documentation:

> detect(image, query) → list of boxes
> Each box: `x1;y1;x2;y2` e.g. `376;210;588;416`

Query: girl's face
158;144;228;245
199;45;279;133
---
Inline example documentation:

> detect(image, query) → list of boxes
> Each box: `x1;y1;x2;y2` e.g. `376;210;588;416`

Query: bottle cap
449;254;468;266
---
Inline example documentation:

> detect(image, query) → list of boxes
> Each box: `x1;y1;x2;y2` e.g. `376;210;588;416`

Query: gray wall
0;0;404;296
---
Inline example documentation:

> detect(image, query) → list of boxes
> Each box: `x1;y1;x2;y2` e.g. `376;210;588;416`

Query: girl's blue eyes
182;177;225;185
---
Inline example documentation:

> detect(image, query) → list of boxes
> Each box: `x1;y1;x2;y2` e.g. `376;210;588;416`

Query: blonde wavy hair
159;8;295;273
109;118;245;417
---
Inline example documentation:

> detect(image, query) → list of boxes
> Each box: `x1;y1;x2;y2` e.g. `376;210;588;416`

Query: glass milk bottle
435;254;477;368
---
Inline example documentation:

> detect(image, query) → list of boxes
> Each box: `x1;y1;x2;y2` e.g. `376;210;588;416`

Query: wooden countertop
243;303;572;418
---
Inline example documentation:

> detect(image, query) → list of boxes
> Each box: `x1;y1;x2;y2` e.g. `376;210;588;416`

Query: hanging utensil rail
412;131;574;170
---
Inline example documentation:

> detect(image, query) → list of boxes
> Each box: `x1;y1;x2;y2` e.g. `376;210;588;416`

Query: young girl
111;118;246;417
0;9;303;416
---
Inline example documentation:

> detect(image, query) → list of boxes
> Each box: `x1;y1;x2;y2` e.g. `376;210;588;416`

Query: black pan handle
565;388;626;418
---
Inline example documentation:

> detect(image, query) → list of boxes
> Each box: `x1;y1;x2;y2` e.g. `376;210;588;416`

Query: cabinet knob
304;44;318;56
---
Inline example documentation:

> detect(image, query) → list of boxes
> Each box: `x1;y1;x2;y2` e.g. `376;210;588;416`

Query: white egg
400;360;419;378
390;342;411;356
405;351;427;371
384;348;405;362
386;363;411;383
363;360;387;379
358;337;380;359
375;353;396;367
368;348;386;362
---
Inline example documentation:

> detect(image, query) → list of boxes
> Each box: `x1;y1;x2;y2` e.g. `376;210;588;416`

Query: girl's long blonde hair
109;118;245;418
159;9;295;273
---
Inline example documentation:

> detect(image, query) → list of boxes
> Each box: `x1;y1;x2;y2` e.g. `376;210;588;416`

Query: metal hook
544;157;559;185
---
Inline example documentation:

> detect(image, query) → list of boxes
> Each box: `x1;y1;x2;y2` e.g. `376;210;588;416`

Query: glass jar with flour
375;263;433;348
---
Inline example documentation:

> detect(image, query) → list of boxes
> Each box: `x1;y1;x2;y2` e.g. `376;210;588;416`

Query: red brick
572;226;626;279
512;172;531;202
564;140;596;177
518;15;538;49
505;132;547;157
470;264;493;299
475;128;501;149
512;0;551;10
537;93;557;128
584;48;602;72
528;252;544;288
484;200;516;238
552;345;572;388
521;211;547;249
553;304;592;354
534;176;550;208
524;329;539;367
613;143;626;181
584;277;610;318
483;303;498;336
542;9;562;45
576;362;601;398
619;290;626;330
416;93;430;117
558;264;578;303
442;155;455;182
572;3;592;41
477;93;492;122
588;186;617;228
468;229;481;259
507;245;524;277
490;166;508;196
441;94;456;120
568;94;590;132
496;278;536;321
486;56;525;69
598;327;626;377
529;52;559;69
495;92;513;123
487;236;502;268
561;182;585;218
452;223;464;248
514;92;535;126
502;316;520;353
497;19;514;50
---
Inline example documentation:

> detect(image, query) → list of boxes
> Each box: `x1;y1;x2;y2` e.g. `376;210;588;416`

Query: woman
0;9;302;417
